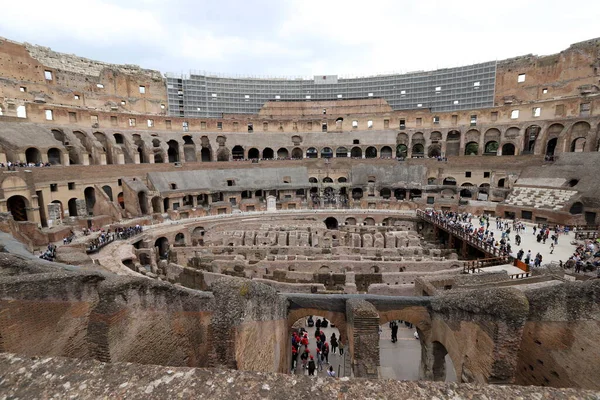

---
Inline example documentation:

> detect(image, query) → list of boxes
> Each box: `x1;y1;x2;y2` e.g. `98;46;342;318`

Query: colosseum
0;34;600;398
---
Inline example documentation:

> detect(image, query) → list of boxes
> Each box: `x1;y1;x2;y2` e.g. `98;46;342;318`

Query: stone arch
431;341;457;382
364;217;375;226
216;147;230;161
380;146;393;158
570;137;586;152
84;187;96;215
94;132;113;164
155;237;169;259
151;196;161;213
338;177;347;183
428;145;441;158
154;153;164;163
324;217;339;229
291;147;303;159
484;141;498;155
306;147;318;159
523;125;541;153
351;147;362;158
569;202;584;215
443;177;457;186
412;143;424;156
138;191;148;214
345;217;356;225
497;178;506;188
117;192;125;209
133;134;148;164
322;177;333;183
167;140;180;163
102;185;113;201
52;129;80;165
446;130;461;156
25;147;42;164
430;131;442;141
396;144;408;158
336;147;348;158
484;128;501;142
502;143;516;156
352;188;363;199
380;188;392;199
182;136;197;162
464;142;478;155
248;148;259;159
309;177;318;183
262;147;274;159
174;232;186;246
321;147;333;159
200;147;212;162
465;129;480;144
231;145;244;160
365;146;377;158
68;198;79;217
47;148;62;165
277;147;289;159
7;195;28;221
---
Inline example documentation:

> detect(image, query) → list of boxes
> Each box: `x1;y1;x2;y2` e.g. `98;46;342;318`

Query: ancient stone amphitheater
0;36;600;398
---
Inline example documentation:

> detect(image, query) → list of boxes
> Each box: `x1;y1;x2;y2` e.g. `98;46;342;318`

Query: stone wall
515;279;600;390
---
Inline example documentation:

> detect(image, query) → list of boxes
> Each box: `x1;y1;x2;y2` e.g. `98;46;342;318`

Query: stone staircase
504;187;576;210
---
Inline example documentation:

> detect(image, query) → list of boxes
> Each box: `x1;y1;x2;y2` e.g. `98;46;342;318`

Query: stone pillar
210;278;288;373
346;298;380;378
344;272;357;293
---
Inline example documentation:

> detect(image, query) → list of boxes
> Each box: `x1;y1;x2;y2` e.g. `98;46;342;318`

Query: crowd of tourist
1;161;52;170
564;240;600;273
291;317;342;377
86;225;143;253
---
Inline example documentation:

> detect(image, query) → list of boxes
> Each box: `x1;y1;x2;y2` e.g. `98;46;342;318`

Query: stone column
346;298;380;378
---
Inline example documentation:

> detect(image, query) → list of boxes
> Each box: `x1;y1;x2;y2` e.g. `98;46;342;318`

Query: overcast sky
1;0;599;78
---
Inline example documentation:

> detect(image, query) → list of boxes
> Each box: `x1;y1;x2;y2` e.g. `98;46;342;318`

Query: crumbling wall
210;278;288;373
430;287;529;384
515;280;600;390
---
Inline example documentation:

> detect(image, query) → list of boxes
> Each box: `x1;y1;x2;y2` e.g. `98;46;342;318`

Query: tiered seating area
504;187;577;210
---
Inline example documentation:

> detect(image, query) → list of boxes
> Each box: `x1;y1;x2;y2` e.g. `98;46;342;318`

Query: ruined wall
430;287;529;384
346;298;380;378
515;280;600;390
210;278;288;373
0;253;214;368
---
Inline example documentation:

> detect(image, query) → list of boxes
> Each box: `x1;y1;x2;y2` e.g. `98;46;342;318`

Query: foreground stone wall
0;253;214;368
516;280;600;389
2;354;597;400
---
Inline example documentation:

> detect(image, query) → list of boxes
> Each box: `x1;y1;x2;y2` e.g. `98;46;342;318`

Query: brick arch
287;308;347;342
378;306;431;334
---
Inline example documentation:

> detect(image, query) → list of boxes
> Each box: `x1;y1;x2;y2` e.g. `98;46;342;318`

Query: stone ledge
0;353;598;399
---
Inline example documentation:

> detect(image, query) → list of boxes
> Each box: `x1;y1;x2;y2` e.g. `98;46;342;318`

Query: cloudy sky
1;0;599;78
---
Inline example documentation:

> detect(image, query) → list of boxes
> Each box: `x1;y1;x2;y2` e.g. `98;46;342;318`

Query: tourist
330;333;338;354
316;348;323;371
308;355;316;376
322;341;330;364
327;365;336;378
391;320;398;343
550;243;555;254
414;331;419;340
338;339;344;356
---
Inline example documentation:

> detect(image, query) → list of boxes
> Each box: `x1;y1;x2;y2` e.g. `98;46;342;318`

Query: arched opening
336;147;348;158
412;144;424;157
216;147;230;161
163;198;170;212
570;202;583;215
502;143;516;156
154;153;164;163
410;189;422;199
365;147;377;158
167;140;179;163
25;148;42;164
567;179;579;187
321;147;333;159
248;148;260;159
364;217;375;226
380;146;393;158
351;147;362;158
47;148;62;165
232;145;244;160
380;188;391;199
335;117;343;129
459;187;472;198
324;217;338;229
152;139;161;148
545;138;558;156
464;142;478;155
114;133;124;144
290;147;302;159
94;132;113;164
484;141;498;155
443;177;457;186
306;147;318;159
277;148;289;159
262;147;274;159
155;237;169;259
174;233;186;246
523;125;541;153
102;185;113;201
84;187;96;215
152;196;161;213
427;145;441;158
138;191;148;214
323;177;333;183
394;189;406;200
117;192;124;209
182;136;196;162
352;188;363;200
68;198;79;217
345;217;356;225
309;177;318;183
396;144;408;158
7;195;28;221
431;341;457;382
201;147;212;162
338;177;347;183
571;137;586;152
